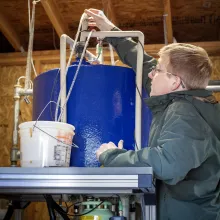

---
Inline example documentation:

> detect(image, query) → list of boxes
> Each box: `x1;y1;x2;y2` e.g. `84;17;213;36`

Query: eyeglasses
151;66;186;89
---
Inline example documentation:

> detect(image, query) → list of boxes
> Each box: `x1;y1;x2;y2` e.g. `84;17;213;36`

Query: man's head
149;43;212;96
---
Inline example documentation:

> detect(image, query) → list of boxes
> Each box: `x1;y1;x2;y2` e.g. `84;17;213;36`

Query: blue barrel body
33;61;152;167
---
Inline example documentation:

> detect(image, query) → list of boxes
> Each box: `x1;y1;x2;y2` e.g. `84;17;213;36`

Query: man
85;9;220;220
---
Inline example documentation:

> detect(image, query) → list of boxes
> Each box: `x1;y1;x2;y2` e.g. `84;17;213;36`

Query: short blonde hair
158;43;212;89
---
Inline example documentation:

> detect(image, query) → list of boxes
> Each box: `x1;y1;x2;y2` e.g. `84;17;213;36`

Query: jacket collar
145;89;212;113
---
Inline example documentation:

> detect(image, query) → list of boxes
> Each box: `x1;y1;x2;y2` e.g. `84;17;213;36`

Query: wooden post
163;0;173;44
102;0;118;25
34;60;42;75
40;0;70;37
0;12;23;52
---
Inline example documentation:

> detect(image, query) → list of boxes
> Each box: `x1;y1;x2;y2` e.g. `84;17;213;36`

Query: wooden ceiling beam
40;0;70;37
1;41;220;65
0;11;23;52
102;0;118;25
163;0;173;44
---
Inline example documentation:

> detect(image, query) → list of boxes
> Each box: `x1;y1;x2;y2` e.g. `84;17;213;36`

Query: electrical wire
115;194;122;202
74;200;105;217
44;195;70;220
47;196;117;218
46;199;105;217
65;201;82;211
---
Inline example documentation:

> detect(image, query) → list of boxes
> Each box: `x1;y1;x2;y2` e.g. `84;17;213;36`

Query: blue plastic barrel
33;60;152;167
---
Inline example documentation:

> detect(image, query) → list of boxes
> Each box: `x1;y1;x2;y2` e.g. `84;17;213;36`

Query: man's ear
171;76;182;91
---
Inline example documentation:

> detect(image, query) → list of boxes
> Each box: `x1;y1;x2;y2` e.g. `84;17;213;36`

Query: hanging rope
54;13;89;121
25;0;40;89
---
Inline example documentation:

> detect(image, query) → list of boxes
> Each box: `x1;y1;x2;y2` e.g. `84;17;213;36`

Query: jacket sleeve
105;28;157;94
99;102;210;185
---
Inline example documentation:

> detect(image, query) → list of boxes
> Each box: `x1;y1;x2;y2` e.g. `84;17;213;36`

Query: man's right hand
84;8;115;31
96;140;124;161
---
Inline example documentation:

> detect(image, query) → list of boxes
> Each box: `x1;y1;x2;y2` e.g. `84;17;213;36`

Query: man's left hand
96;140;124;160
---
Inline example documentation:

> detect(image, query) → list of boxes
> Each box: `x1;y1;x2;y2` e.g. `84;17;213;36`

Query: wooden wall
0;66;33;167
0;54;219;220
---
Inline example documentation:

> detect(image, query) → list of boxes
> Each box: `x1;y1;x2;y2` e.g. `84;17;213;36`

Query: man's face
148;56;179;97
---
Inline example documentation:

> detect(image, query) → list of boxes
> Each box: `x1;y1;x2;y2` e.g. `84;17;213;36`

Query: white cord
17;76;33;89
31;58;38;76
29;80;33;89
57;30;93;122
54;13;89;121
25;0;40;89
28;0;31;33
109;44;115;66
114;60;120;65
25;1;35;89
66;13;88;72
17;76;26;82
25;0;39;87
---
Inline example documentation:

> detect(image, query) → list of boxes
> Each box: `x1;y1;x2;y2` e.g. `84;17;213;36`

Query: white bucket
19;121;75;167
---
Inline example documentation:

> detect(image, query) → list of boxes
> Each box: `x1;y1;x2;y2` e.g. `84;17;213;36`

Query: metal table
0;167;153;194
0;167;156;220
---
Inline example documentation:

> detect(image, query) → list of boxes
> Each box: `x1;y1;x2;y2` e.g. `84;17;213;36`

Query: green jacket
101;36;220;220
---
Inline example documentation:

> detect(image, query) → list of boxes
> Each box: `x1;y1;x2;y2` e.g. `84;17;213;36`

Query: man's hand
84;8;115;31
96;140;124;160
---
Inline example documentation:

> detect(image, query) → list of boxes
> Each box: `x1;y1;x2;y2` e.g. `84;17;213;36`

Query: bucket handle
33;101;78;148
34;101;63;126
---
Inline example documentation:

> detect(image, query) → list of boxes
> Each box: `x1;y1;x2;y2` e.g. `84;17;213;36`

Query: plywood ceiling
0;0;219;53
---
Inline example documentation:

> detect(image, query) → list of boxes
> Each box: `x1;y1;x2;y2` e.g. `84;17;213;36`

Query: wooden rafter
40;0;70;37
1;42;220;66
102;0;118;25
163;0;173;44
0;11;23;52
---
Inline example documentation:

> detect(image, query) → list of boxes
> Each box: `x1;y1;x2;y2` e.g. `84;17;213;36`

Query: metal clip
24;96;31;104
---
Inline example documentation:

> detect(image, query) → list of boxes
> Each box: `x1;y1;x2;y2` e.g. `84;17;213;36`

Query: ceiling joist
163;0;173;44
0;41;220;66
0;11;23;52
40;0;70;37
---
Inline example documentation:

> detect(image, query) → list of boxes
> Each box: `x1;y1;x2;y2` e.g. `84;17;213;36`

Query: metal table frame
0;167;156;220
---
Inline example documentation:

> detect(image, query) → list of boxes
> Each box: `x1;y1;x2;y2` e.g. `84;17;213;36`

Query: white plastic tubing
56;13;97;122
58;31;93;122
206;85;220;92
